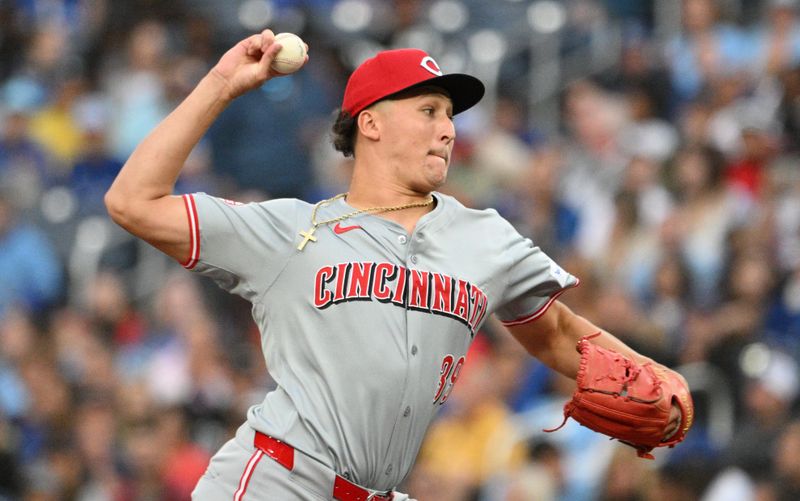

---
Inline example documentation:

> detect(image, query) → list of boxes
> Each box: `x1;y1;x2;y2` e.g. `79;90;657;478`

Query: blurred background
0;0;799;499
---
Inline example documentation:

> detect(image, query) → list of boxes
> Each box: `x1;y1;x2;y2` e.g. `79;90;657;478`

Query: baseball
270;32;307;74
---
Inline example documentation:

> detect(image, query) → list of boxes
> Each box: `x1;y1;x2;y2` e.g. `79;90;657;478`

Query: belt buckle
333;471;393;501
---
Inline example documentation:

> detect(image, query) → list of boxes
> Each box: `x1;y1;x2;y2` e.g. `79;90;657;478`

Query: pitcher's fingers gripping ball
270;32;307;74
546;333;694;459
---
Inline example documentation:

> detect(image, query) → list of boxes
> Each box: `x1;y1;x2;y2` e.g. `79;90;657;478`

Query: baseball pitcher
105;29;693;500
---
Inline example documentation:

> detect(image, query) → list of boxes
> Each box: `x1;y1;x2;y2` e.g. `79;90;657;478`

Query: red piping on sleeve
181;194;200;269
500;278;580;327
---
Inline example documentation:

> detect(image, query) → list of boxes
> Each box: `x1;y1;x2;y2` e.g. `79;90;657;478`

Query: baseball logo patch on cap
420;56;443;76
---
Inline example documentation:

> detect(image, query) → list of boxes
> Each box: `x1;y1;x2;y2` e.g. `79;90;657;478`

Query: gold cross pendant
297;226;317;251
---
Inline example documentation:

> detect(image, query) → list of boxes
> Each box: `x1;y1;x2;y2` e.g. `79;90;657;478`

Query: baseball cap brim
386;73;485;116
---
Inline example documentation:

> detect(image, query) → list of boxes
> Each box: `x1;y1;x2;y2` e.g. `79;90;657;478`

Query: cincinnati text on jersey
313;262;489;336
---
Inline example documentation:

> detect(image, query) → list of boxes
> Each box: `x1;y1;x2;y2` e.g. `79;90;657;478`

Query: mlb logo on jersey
550;261;569;288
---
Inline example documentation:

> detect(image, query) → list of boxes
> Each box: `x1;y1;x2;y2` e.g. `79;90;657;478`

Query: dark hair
330;85;451;158
330;109;358;157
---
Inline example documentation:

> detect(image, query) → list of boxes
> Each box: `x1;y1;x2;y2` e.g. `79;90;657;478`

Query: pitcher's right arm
105;29;305;263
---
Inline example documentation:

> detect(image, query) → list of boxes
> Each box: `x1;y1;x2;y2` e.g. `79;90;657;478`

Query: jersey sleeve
492;214;579;326
180;193;301;302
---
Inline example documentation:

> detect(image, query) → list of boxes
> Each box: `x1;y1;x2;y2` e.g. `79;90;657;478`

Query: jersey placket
376;224;426;484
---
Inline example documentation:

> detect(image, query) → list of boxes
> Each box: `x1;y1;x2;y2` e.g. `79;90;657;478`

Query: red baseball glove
546;333;694;459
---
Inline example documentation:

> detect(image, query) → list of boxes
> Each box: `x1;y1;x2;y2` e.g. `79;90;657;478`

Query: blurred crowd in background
1;0;800;499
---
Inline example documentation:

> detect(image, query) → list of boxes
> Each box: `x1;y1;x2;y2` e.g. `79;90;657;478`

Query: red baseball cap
342;48;485;116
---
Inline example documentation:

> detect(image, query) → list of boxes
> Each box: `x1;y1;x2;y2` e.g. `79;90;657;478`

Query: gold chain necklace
297;193;434;250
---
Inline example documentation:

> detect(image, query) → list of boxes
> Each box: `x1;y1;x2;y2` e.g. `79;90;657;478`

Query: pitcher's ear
357;107;381;141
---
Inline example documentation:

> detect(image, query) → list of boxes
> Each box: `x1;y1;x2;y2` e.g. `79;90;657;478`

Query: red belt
254;431;394;501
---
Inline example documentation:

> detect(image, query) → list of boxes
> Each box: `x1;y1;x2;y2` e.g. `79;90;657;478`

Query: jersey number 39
433;354;465;405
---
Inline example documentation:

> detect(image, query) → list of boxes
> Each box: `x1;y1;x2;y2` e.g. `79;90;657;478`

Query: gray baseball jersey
181;191;578;491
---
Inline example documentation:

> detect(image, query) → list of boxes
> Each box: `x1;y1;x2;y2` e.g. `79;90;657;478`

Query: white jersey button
398;235;407;244
411;345;418;355
403;406;411;417
410;255;418;264
385;464;393;475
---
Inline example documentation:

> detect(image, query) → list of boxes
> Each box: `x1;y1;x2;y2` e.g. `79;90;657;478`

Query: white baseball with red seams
270;32;307;74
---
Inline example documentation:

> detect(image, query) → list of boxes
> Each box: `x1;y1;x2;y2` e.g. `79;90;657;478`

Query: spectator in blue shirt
0;188;63;318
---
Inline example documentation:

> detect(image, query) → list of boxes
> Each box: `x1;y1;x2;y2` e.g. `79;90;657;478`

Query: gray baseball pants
192;423;414;501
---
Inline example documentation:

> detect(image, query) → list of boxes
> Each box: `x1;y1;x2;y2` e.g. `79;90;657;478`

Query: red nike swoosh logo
333;222;362;235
